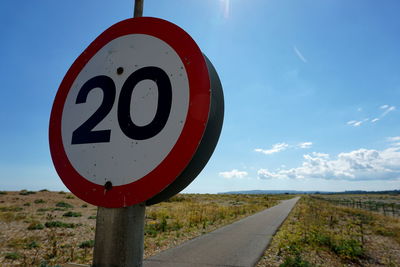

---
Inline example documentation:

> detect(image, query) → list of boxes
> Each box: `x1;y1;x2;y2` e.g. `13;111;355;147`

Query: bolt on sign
49;17;224;208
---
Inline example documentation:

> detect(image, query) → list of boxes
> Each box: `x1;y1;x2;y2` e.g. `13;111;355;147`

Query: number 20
71;67;172;145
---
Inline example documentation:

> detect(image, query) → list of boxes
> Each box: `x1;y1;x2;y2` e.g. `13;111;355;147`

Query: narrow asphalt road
144;197;300;267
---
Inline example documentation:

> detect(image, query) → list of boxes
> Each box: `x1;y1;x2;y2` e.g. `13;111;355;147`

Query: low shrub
45;221;76;228
0;206;23;212
4;252;22;260
332;239;364;260
26;241;39;249
27;222;45;230
19;190;36;195
63;211;82;217
79;240;95;248
55;201;73;208
280;255;314;267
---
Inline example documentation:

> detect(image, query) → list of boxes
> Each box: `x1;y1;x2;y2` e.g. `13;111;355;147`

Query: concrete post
92;203;146;267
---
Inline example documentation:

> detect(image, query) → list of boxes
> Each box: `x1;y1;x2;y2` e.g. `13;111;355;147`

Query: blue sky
1;0;400;193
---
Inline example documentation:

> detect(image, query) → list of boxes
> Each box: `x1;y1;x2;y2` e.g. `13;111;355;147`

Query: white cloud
381;105;395;118
255;143;289;155
347;120;368;127
255;142;312;155
219;169;248;179
297;142;313;149
353;121;363;127
347;105;395;127
257;146;400;181
293;46;307;63
380;104;389;109
257;169;284;180
388;136;400;142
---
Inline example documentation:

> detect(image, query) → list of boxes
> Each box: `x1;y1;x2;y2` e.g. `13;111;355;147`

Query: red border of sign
49;17;210;208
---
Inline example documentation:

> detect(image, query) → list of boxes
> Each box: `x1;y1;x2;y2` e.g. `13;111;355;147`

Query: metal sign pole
134;0;144;18
92;4;146;267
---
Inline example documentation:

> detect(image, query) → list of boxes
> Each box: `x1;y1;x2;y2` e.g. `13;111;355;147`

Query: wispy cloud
256;145;400;181
387;136;400;147
347;119;369;127
388;136;400;142
380;105;389;109
347;105;395;127
255;143;289;155
297;142;313;149
255;142;312;155
293;46;307;63
381;105;396;118
219;169;248;179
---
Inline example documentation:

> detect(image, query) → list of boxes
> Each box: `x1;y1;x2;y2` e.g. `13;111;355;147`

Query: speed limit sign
49;17;224;208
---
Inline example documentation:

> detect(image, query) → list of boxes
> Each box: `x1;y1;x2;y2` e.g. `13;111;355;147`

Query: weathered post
92;204;146;267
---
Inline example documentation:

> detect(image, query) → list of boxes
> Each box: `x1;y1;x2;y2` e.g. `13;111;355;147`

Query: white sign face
61;34;189;186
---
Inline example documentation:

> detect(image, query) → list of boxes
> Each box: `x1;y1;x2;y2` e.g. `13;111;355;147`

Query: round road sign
49;17;223;208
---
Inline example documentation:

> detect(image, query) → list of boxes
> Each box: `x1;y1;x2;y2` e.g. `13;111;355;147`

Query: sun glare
220;0;230;19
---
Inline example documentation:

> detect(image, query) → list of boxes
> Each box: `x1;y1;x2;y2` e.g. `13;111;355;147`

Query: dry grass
0;190;289;266
257;195;400;267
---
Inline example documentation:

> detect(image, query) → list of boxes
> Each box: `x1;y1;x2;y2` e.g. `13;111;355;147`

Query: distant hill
218;189;400;195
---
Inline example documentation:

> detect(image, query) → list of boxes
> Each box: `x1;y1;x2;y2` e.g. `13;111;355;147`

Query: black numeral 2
71;67;172;145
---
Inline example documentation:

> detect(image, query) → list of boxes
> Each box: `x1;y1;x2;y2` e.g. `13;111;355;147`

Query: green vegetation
34;199;46;204
0;207;27;222
55;201;73;208
26;241;39;249
19;190;36;196
0;206;23;212
27;222;45;230
280;255;314;267
44;221;77;228
38;262;62;267
63;211;82;217
4;252;22;260
79;240;95;249
258;195;400;266
37;208;51;213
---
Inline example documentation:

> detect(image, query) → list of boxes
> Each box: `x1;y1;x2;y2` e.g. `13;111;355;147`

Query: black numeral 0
71;67;172;144
118;67;172;140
